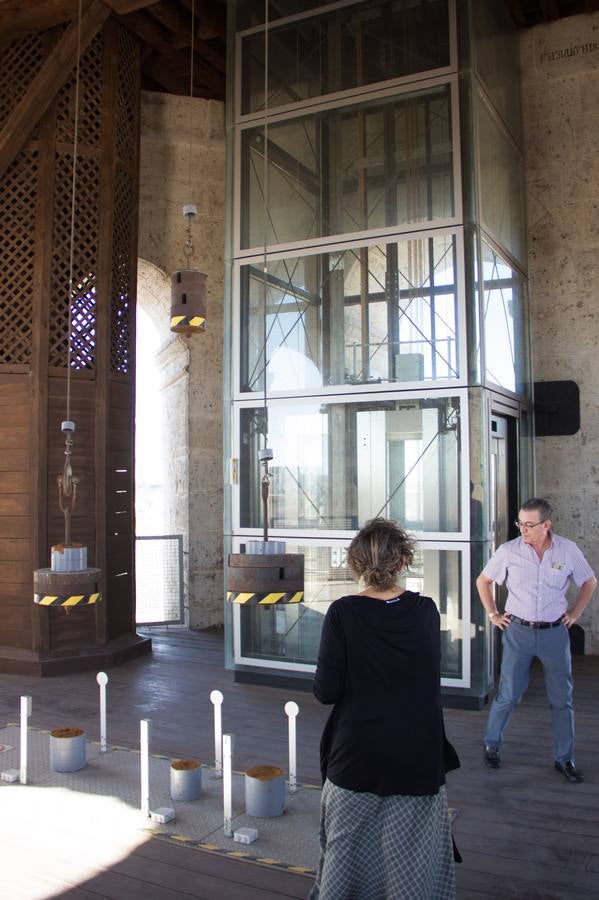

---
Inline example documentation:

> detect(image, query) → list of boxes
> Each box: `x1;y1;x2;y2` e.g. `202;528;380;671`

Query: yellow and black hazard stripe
226;590;303;605
151;833;316;877
34;592;102;606
170;314;206;332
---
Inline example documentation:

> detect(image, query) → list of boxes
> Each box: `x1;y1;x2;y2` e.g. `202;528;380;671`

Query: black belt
509;615;563;629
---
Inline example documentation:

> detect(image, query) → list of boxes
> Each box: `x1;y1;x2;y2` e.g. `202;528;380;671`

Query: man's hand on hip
490;611;511;630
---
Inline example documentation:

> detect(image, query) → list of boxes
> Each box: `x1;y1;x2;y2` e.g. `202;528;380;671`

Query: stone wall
521;12;599;652
138;92;225;629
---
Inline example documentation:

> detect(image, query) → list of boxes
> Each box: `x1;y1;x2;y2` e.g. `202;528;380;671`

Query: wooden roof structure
1;0;599;109
0;0;227;101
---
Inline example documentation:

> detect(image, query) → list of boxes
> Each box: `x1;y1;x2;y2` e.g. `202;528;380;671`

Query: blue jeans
484;621;575;764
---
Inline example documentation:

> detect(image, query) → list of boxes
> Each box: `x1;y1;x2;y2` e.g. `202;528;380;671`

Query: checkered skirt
309;779;455;900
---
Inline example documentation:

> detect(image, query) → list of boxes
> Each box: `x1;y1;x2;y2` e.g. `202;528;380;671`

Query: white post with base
210;690;224;776
140;718;152;818
223;733;233;837
20;695;32;785
284;701;299;793
96;672;108;752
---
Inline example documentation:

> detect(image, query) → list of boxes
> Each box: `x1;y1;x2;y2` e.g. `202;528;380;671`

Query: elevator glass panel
239;233;460;392
482;240;529;395
240;0;451;115
240;83;454;249
239;396;461;533
237;542;463;679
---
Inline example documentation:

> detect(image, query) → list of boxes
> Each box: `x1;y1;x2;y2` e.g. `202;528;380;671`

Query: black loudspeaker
534;380;580;437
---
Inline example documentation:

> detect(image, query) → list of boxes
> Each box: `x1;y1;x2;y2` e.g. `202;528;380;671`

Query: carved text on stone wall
540;41;599;63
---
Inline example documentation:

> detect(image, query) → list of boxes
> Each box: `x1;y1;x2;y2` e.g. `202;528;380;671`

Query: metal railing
135;534;184;625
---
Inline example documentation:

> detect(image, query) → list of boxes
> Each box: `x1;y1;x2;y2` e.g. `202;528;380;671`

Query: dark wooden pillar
0;19;150;674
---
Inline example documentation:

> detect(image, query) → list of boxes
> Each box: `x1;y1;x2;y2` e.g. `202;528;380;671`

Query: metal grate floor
0;724;321;877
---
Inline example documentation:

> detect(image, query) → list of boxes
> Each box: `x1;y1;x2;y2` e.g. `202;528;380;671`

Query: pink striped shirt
482;533;595;622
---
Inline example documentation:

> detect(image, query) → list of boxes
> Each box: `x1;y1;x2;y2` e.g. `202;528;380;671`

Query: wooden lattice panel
110;166;135;375
55;33;103;149
0;34;45;132
116;27;140;164
48;153;100;370
0;150;38;365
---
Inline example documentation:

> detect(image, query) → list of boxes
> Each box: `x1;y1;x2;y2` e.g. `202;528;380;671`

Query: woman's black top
313;591;459;797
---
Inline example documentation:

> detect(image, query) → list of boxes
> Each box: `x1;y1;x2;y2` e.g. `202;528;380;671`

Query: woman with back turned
309;518;459;900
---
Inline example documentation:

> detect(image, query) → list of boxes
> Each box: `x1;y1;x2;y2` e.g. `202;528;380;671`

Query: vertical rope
66;0;83;422
188;0;195;196
262;0;269;434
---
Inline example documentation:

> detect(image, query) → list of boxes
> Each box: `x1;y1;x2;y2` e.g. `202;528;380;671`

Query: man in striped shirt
476;497;596;783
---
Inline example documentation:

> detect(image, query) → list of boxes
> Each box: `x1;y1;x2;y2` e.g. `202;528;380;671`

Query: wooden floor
0;626;598;899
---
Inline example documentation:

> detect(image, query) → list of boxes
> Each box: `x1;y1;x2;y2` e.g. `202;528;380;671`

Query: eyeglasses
514;519;548;530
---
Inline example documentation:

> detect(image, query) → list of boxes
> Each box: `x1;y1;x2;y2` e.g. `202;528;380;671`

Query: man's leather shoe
484;746;501;769
554;761;583;783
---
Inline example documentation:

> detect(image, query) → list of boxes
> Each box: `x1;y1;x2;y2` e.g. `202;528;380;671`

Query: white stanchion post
20;695;32;785
284;701;299;793
96;672;108;752
140;719;152;818
210;690;224;776
223;733;233;837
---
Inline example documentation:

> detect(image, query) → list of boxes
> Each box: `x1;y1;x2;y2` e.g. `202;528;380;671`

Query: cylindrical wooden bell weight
170;270;207;333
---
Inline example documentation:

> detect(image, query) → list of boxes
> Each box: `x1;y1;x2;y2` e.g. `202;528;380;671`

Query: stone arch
136;258;189;623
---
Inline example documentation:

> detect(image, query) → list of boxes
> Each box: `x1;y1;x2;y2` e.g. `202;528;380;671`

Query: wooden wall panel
106;378;135;640
0;518;30;538
0;374;33;649
0;22;145;670
0;600;33;650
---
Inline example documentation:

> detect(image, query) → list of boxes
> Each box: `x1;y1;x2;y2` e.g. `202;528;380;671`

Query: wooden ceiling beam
119;8;174;54
178;0;226;41
539;0;561;20
0;0;77;41
146;4;226;72
102;0;160;12
142;48;221;99
506;0;528;28
0;0;111;180
141;50;188;94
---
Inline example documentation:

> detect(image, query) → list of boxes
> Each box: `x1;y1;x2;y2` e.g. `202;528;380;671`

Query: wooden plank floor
0;626;598;899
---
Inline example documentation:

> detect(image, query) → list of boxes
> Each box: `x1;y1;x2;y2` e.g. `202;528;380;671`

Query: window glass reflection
239;397;461;532
240;0;450;115
477;91;526;265
240;84;454;249
481;240;529;396
240;234;459;392
237;542;463;678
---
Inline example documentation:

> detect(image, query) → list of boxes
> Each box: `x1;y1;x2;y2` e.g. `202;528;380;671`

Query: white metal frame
230;386;470;542
233;75;463;260
227;0;473;692
231;225;468;402
231;534;471;688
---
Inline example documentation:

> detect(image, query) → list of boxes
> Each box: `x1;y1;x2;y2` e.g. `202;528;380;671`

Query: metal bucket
245;765;285;817
170;760;202;802
49;728;86;773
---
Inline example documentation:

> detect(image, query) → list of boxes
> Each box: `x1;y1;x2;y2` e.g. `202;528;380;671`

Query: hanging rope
57;0;83;547
262;0;269;427
66;0;83;421
188;0;195;205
